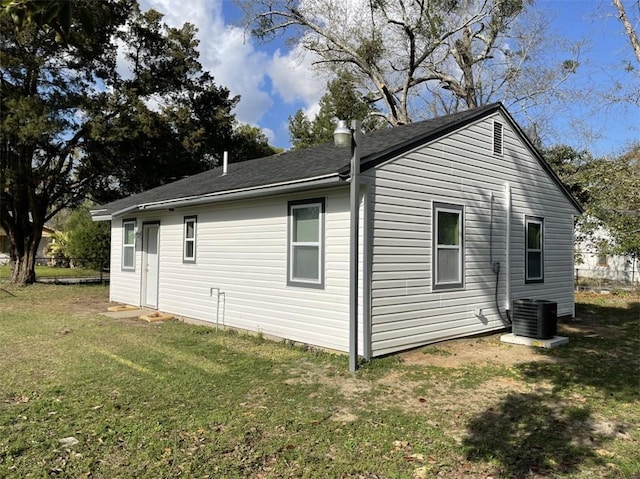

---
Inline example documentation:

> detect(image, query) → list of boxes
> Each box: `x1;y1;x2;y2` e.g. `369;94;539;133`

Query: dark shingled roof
92;103;582;217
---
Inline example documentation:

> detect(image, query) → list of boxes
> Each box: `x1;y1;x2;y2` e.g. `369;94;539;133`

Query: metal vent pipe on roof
222;151;228;176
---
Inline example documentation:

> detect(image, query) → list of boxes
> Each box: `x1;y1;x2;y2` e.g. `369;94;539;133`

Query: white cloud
199;25;273;124
135;0;331;146
302;101;322;120
141;0;220;36
267;45;328;106
260;127;275;144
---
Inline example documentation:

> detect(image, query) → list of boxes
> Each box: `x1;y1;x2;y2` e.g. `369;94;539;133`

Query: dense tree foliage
0;0;128;284
545;144;640;260
231;123;282;162
579;145;640;259
542;145;593;207
66;205;111;272
1;0;77;41
288;72;386;149
82;6;247;204
0;0;275;285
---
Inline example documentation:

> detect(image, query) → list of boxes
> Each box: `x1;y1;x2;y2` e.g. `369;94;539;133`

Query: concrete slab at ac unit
500;333;569;349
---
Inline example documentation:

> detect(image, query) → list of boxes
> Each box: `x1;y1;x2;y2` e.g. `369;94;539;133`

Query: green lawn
0;285;638;478
0;265;106;280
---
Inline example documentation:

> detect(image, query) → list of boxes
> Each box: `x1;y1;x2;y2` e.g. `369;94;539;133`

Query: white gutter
105;204;144;220
99;173;343;220
90;209;111;222
91;214;113;222
91;204;140;221
505;183;512;312
139;174;341;210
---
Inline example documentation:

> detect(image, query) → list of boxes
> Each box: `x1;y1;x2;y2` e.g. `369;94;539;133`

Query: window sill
432;283;465;292
287;279;324;289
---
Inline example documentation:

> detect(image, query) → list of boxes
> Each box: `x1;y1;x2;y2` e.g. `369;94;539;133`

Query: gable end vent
493;121;503;156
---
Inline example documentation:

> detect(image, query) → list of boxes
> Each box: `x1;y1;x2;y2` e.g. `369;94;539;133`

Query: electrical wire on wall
490;192;511;325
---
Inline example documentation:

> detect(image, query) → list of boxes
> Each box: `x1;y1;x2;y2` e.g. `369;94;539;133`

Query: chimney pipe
222;151;228;176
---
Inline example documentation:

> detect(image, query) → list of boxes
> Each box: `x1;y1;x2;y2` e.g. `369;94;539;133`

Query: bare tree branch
612;0;640;64
239;0;580;128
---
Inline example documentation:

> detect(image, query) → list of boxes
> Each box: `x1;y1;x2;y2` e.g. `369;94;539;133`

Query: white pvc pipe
505;183;511;312
222;151;228;176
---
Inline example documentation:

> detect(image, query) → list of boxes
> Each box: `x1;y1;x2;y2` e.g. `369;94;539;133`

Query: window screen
288;199;324;287
183;216;197;262
525;216;544;283
122;220;136;270
433;203;464;289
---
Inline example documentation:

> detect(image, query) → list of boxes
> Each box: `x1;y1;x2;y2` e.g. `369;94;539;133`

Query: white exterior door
142;224;159;309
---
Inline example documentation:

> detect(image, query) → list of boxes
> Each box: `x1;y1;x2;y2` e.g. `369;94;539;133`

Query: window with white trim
183;216;197;263
525;216;544;283
433;202;464;289
122;219;136;270
288;198;324;288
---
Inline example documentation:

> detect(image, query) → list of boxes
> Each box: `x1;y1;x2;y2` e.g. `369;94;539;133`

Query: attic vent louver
493;121;503;156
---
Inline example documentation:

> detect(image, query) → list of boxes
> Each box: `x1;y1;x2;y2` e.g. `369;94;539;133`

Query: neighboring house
0;225;56;265
91;103;582;359
575;224;639;285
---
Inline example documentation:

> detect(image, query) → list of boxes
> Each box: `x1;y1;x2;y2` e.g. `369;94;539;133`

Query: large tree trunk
6;222;42;286
10;249;37;285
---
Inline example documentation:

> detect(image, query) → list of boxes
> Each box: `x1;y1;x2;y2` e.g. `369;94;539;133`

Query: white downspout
505;183;512;313
349;120;361;373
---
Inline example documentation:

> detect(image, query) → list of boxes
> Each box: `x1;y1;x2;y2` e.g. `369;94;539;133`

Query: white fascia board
137;174;343;212
90;209;111;222
105;204;141;220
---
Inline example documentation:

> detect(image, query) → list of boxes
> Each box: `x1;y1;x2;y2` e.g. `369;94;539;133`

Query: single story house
577;250;639;285
0;225;56;266
92;103;582;360
575;223;639;285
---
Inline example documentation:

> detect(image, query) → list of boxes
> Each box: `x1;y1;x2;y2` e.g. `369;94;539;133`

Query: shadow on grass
518;301;640;401
464;392;597;477
463;300;639;477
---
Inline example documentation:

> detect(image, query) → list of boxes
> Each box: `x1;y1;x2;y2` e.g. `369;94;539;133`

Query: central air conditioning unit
512;299;557;339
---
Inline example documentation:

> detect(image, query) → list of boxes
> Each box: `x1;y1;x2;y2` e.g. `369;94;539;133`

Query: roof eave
101;173;345;219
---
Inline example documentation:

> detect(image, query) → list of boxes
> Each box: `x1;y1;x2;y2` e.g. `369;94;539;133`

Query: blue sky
539;0;639;156
140;0;638;156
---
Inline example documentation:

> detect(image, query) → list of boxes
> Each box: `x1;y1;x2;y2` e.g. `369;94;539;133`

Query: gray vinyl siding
365;112;576;356
109;187;365;354
507;137;575;311
109;221;142;305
